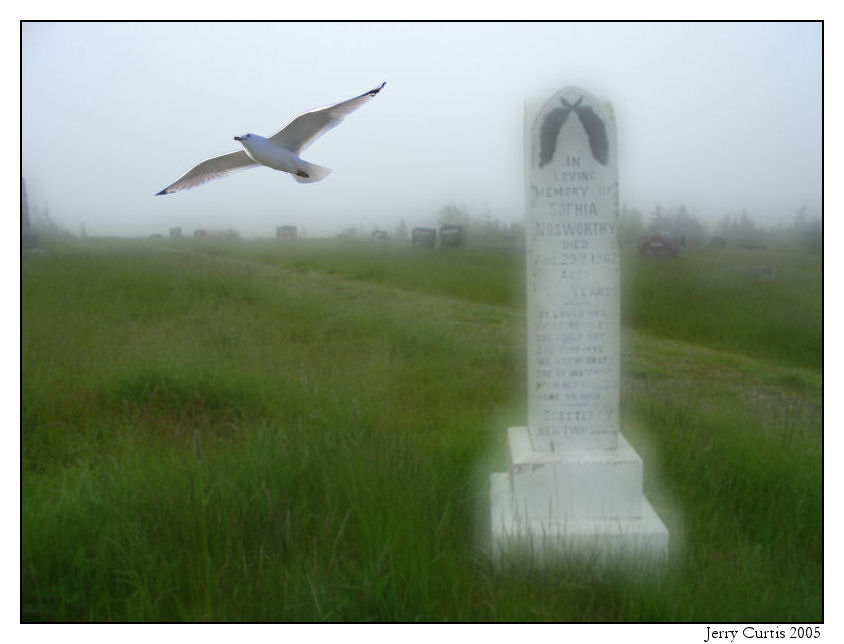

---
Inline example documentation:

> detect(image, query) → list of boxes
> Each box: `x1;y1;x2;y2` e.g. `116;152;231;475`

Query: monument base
489;427;669;565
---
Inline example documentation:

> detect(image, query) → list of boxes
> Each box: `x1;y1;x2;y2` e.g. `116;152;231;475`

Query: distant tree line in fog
619;204;822;253
26;198;821;254
29;204;81;239
436;201;822;253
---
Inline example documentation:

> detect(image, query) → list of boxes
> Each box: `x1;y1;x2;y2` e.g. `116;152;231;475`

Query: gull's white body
156;81;385;195
240;135;302;171
233;133;332;184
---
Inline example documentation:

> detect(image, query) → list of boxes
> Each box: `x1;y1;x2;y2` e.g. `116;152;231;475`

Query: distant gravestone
411;227;437;248
439;225;467;248
277;225;298;240
638;233;680;257
490;87;669;564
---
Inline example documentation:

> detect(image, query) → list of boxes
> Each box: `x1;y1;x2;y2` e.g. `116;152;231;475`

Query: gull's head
233;133;253;142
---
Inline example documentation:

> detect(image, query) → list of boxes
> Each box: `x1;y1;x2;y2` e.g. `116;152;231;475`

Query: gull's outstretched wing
156;150;258;195
268;82;386;154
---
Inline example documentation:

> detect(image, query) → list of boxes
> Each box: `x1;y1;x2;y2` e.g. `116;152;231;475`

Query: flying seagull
156;81;386;195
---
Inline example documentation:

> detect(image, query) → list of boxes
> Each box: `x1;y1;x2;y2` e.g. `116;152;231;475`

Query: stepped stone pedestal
490;87;669;564
490;427;668;562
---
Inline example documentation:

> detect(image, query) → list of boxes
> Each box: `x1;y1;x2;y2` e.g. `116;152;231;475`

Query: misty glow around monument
490;87;669;562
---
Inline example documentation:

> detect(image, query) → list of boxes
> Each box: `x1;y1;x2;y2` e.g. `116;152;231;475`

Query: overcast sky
21;21;821;238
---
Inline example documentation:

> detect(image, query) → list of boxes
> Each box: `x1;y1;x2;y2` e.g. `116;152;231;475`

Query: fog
21;22;821;239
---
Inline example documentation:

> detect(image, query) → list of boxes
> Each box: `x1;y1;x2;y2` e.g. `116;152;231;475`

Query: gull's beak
233;136;242;141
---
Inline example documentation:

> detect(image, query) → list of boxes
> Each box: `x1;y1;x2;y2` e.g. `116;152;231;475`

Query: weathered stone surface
490;87;669;565
526;87;620;452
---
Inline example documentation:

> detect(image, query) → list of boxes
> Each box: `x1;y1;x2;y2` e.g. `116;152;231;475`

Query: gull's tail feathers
292;161;332;183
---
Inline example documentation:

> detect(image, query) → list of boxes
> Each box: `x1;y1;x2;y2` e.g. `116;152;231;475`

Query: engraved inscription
526;88;620;451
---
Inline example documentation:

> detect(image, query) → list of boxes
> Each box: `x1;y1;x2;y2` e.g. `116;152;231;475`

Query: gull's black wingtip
155;188;170;196
371;81;386;96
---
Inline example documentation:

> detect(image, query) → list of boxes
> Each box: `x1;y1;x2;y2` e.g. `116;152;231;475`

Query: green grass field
21;237;822;622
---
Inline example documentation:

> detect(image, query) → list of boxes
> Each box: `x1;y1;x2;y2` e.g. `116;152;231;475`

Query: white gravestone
490;87;669;563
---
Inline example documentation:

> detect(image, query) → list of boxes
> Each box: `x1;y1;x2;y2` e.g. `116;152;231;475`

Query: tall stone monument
490;87;669;563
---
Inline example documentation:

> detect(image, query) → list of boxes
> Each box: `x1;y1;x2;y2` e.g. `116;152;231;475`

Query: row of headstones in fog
276;224;470;248
335;225;468;248
335;225;467;248
151;227;233;240
150;224;468;248
411;226;467;248
636;231;769;257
